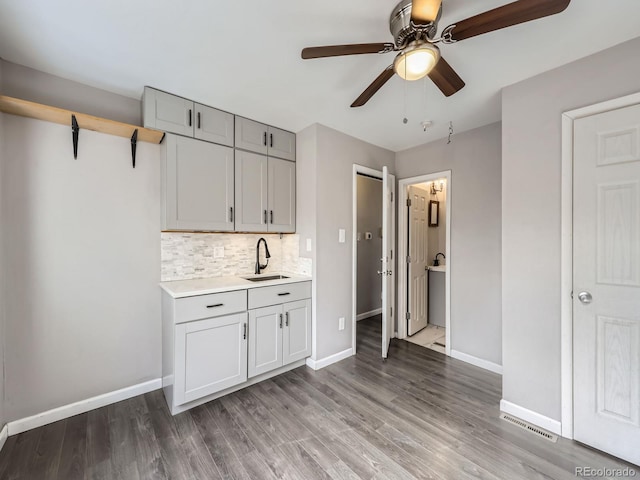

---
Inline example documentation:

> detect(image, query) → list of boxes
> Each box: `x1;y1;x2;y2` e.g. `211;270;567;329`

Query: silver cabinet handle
285;312;289;327
243;323;247;340
230;206;234;222
270;133;273;148
279;314;283;328
206;303;223;308
188;109;192;127
270;210;274;224
264;210;267;224
197;111;201;129
263;132;267;146
277;292;290;296
578;291;592;304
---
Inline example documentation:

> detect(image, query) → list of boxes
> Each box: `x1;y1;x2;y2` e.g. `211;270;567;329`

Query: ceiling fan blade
301;43;394;59
411;0;442;25
428;57;465;97
351;66;395;108
443;0;571;42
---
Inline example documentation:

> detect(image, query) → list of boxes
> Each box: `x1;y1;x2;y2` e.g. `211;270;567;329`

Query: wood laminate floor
0;316;635;479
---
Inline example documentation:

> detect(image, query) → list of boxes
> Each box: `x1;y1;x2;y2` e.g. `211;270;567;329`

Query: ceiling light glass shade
394;43;440;81
412;0;442;23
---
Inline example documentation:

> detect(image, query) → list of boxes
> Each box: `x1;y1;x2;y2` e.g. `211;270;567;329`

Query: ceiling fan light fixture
394;43;440;81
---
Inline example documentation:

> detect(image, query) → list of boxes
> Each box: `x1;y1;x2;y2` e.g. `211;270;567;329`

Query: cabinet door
268;126;296;161
165;135;235;231
235;151;268;232
248;305;283;378
267;158;296;233
194;103;234;147
235;117;268;155
283;299;312;365
174;312;248;405
143;87;194;137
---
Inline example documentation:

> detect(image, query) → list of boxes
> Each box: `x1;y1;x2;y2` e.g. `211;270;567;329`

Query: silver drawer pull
206;303;224;308
277;292;290;296
243;323;247;340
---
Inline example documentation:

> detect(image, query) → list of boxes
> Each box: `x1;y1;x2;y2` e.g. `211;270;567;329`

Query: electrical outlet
306;238;312;252
338;229;346;243
214;247;224;259
339;317;345;331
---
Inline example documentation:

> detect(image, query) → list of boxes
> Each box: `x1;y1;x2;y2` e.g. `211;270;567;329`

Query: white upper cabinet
235;150;268;232
235;117;296;161
144;87;234;147
163;135;235;232
194;103;234;147
268;126;296;162
144;87;194;137
268;158;296;233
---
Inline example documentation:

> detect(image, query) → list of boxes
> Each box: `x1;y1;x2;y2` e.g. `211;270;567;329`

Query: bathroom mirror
429;200;439;227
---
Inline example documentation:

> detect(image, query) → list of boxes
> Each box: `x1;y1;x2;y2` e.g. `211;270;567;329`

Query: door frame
351;164;394;354
397;171;452;356
560;91;640;439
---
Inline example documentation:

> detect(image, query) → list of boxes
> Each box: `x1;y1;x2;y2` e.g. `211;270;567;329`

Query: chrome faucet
434;252;445;267
255;238;271;274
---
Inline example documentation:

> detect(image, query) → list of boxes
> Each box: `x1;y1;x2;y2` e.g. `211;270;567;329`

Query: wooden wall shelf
0;95;165;167
0;95;164;144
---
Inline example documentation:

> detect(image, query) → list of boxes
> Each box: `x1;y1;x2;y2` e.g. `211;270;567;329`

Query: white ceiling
1;0;640;151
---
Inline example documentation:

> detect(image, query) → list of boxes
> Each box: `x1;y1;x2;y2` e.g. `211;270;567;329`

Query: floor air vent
499;413;558;443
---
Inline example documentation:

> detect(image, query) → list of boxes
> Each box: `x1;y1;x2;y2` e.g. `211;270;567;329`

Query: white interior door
407;185;429;336
573;103;640;465
381;167;396;359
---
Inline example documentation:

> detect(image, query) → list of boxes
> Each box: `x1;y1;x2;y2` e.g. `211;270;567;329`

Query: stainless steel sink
244;275;289;282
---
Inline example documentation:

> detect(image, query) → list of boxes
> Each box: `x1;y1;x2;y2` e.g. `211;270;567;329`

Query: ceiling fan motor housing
390;0;440;48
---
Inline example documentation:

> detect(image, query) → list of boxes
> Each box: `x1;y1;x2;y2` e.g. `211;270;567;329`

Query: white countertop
159;273;312;298
428;265;446;273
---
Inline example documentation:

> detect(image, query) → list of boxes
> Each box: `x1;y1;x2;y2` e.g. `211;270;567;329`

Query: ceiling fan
301;0;571;107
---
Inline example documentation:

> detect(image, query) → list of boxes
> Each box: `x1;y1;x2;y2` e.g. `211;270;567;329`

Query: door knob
578;291;592;304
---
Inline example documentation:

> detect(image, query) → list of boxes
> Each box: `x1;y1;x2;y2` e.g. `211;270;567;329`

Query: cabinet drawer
248;281;311;309
175;290;247;323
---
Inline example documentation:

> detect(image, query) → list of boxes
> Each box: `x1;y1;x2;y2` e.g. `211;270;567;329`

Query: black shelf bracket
131;129;138;168
71;114;79;159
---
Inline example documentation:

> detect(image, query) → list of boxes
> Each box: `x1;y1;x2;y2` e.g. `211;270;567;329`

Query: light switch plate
306;238;312;252
338;229;346;243
339;317;345;330
214;247;225;259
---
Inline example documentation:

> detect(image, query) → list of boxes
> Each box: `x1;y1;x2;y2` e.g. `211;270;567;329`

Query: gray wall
395;122;502;366
0;59;161;422
501;36;640;421
297;124;395;361
356;175;382;316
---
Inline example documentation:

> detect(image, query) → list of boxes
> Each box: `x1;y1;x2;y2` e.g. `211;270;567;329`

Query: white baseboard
450;349;503;375
8;378;162;436
500;399;562;435
306;348;354;370
0;424;7;453
356;308;382;321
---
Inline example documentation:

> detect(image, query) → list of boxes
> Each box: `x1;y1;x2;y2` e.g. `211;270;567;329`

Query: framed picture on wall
429;200;439;227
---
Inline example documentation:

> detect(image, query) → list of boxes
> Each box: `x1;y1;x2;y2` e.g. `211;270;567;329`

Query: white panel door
165;135;235;231
268;126;296;161
407;185;429;336
268;158;296;233
235;151;268;232
194;103;234;147
573;103;640;465
248;305;283;378
143;87;194;137
174;312;247;405
381;166;396;359
283;299;312;364
235;117;268;155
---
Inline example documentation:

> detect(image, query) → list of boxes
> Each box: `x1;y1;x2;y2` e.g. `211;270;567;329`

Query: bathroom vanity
160;274;311;414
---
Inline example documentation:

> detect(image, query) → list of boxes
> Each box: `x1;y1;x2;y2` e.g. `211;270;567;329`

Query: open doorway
351;165;395;359
397;171;451;356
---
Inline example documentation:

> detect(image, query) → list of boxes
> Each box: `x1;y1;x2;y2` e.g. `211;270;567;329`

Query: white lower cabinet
174;312;247;405
162;281;312;415
248;298;312;379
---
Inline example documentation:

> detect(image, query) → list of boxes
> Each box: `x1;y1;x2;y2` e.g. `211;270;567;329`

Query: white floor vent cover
499;413;558;443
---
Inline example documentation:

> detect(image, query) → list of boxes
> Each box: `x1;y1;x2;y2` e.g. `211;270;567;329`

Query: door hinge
391;307;393;318
406;311;410;320
391;192;394;202
406;198;412;207
391;250;393;260
406;255;411;264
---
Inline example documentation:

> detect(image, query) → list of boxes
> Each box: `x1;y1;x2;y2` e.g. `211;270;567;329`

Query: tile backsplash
161;233;312;282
